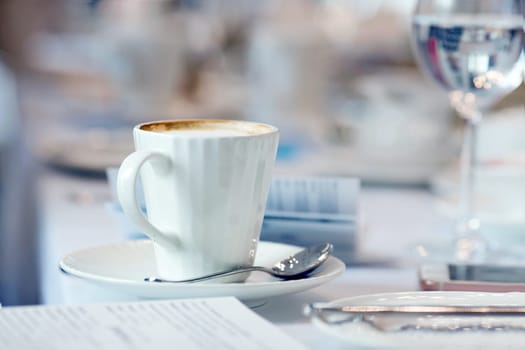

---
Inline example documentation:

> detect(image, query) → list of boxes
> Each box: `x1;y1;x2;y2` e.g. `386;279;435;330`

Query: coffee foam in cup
140;120;275;137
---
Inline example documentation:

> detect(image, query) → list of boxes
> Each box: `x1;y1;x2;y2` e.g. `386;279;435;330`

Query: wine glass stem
458;117;480;235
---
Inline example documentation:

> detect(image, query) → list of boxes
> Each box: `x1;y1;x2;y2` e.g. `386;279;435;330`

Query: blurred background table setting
1;0;525;349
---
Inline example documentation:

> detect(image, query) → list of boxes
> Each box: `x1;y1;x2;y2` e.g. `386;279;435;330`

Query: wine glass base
412;237;525;265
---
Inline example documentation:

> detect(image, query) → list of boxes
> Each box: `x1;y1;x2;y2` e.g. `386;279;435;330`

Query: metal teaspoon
144;243;333;283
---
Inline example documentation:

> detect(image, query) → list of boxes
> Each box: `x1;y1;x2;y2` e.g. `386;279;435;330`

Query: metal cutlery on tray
305;303;525;333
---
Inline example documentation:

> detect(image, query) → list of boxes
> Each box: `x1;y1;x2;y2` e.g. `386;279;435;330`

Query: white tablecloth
37;169;453;348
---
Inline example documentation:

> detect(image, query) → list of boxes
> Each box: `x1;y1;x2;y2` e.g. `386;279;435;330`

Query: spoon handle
146;266;269;283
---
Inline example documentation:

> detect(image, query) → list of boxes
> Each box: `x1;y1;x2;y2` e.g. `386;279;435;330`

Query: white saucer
310;291;525;349
59;240;345;301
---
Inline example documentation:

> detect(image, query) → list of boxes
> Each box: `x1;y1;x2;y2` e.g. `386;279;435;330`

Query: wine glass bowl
412;6;523;115
410;0;524;262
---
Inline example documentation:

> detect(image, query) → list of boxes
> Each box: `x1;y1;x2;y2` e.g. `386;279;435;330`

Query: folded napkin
260;176;358;263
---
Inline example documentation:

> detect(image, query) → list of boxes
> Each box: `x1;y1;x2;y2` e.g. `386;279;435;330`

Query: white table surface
37;168;453;348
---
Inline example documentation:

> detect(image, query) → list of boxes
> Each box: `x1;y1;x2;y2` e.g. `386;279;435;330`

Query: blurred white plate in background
321;69;458;184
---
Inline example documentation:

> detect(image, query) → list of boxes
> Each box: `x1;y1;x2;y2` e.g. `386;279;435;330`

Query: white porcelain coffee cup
117;119;279;281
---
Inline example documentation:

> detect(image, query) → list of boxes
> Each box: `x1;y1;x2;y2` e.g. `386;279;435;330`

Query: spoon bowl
145;243;333;283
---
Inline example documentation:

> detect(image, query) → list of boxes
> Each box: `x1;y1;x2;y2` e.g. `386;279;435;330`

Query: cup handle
117;150;177;249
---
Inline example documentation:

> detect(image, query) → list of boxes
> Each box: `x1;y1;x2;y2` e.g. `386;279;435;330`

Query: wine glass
411;0;524;262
